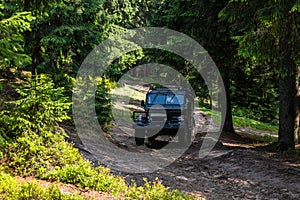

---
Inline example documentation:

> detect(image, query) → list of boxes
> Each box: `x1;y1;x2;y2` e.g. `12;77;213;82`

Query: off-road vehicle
133;85;195;146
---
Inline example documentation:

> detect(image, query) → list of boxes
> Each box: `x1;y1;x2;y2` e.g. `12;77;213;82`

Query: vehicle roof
147;86;186;94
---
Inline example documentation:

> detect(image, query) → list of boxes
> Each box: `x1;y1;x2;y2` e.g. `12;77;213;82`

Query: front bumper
133;122;183;130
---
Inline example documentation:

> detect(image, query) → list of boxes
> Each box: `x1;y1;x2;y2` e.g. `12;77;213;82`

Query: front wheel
135;129;145;146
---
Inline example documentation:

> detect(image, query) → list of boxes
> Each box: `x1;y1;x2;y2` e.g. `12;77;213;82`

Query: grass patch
232;115;278;133
199;104;278;133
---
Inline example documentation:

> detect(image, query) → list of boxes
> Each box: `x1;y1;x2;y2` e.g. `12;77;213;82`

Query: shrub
0;171;85;200
1;132;82;177
1;129;197;199
125;178;196;200
0;74;77;176
95;78;114;132
0;74;71;139
43;161;127;196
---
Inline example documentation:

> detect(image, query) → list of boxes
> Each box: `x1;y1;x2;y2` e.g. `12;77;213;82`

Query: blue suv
133;86;194;146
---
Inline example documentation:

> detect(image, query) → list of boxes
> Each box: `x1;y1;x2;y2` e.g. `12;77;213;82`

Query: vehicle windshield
147;93;184;105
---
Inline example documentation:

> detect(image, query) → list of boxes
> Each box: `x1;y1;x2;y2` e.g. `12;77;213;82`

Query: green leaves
0;171;85;200
0;10;34;70
221;0;298;69
0;74;71;138
291;0;300;12
95;78;113;132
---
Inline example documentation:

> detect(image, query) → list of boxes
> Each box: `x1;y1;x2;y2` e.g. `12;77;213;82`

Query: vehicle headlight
136;115;150;122
136;114;143;122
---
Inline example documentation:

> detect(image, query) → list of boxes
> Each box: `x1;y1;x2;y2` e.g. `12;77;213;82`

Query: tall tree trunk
277;29;296;151
278;75;295;151
294;65;300;144
222;75;235;134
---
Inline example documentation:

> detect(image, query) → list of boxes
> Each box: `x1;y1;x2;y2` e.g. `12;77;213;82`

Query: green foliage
106;49;144;82
36;0;107;73
72;76;114;132
291;0;300;11
0;74;197;200
43;161;127;196
0;74;71;139
1;131;195;198
0;8;33;71
220;0;299;148
1;0;113;85
95;78;114;132
1;108;195;199
126;178;197;200
2;133;195;199
103;0;149;29
44;165;197;199
199;104;278;133
232;115;278;133
0;171;85;200
230;69;279;123
51;72;76;96
0;74;75;176
1;132;82;177
220;0;298;72
147;0;236;124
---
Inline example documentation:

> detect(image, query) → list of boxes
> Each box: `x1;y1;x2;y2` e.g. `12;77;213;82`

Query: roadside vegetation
199;104;278;133
0;75;198;200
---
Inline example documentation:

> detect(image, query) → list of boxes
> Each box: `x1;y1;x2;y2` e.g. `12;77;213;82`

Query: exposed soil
70;128;300;200
16;176;117;200
66;83;300;200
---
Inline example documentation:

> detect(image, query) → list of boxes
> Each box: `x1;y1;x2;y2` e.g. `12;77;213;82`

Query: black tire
135;129;145;146
148;134;157;142
135;137;145;146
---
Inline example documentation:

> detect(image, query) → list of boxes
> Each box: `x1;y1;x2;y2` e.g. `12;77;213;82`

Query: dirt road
72;124;300;200
68;83;300;199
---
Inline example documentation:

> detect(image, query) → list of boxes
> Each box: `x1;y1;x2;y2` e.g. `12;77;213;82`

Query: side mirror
141;100;145;107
